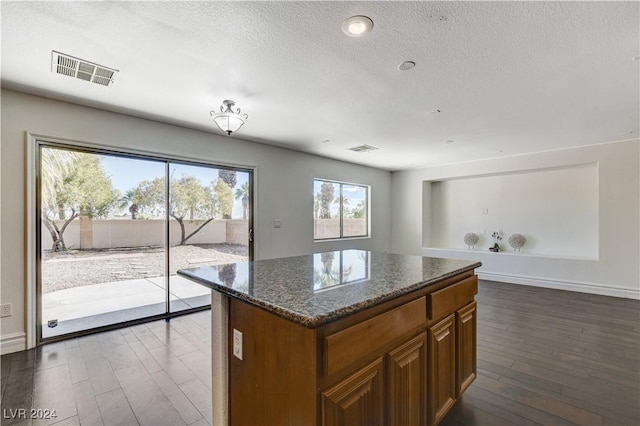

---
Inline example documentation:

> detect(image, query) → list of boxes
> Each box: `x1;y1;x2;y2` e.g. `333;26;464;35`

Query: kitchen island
178;250;481;426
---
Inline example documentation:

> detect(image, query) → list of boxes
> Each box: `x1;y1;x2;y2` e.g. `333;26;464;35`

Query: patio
42;275;211;338
40;243;248;339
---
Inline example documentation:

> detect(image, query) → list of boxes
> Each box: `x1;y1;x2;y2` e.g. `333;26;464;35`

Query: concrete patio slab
42;275;211;338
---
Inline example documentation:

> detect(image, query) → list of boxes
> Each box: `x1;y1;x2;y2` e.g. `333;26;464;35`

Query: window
314;179;369;240
313;250;370;292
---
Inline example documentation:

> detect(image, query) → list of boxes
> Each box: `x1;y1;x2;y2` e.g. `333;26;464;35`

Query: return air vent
348;144;379;153
51;51;118;87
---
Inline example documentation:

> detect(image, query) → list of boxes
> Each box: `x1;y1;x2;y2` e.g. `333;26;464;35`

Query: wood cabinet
456;301;477;397
227;271;478;426
428;314;456;425
322;358;384;426
387;333;427;425
323;333;428;426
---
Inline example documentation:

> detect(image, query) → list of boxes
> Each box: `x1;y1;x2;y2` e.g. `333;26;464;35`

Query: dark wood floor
442;281;640;426
1;312;213;426
1;281;639;425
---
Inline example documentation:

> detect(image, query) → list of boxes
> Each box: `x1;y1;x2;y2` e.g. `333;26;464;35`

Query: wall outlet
273;219;282;228
481;208;489;215
233;329;243;360
0;303;12;318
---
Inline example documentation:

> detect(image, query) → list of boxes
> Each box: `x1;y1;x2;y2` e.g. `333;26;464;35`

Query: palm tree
218;170;237;189
314;192;323;218
314;252;339;289
218;263;237;286
352;199;366;219
234;182;249;220
119;189;140;219
335;195;350;217
41;148;81;250
319;181;334;219
41;147;81;216
314;252;354;290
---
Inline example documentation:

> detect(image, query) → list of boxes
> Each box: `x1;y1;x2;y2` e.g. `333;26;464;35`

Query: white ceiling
2;1;638;171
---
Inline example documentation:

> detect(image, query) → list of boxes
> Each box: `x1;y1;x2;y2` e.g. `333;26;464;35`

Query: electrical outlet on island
233;329;243;360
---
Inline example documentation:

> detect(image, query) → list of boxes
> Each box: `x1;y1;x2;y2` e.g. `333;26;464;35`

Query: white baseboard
0;332;27;355
478;271;640;300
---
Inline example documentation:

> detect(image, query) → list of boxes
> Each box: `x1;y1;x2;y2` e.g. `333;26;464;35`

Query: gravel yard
41;243;248;293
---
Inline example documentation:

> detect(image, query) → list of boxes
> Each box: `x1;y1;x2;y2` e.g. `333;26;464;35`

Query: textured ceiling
2;1;638;171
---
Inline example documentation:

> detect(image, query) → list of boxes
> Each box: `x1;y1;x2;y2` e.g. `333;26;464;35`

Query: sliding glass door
37;142;252;342
168;162;252;313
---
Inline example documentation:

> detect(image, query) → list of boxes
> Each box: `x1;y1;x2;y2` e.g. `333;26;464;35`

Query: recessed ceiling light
342;16;374;37
398;61;416;71
348;144;379;153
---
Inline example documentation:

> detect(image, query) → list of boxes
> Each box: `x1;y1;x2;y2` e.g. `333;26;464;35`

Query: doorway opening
37;142;253;343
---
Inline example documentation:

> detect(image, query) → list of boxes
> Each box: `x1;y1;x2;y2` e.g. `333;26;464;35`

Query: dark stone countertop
177;250;481;328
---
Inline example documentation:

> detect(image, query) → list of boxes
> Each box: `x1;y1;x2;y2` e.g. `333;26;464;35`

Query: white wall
392;140;640;299
428;164;599;258
0;89;392;350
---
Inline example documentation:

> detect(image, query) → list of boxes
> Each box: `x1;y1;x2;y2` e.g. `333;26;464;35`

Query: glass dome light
210;100;248;136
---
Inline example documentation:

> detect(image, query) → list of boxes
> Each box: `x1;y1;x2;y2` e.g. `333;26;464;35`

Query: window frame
313;178;370;241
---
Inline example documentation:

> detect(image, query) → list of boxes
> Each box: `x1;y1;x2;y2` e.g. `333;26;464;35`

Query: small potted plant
489;231;502;252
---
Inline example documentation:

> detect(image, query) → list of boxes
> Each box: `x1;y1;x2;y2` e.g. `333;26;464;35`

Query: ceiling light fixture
342;15;374;37
210;100;248;136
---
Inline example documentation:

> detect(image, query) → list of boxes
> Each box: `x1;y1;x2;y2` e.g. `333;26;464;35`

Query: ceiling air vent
348;144;379;153
51;51;118;87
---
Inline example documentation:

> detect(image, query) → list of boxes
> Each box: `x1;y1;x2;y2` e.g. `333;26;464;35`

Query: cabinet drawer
428;276;477;320
324;297;426;376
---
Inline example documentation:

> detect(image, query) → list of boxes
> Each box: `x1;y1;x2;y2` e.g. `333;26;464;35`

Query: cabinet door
387;333;427;426
456;301;477;397
322;358;384;426
428;314;456;426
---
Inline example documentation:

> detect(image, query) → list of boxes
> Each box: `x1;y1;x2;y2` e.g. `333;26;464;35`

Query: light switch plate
233;329;243;360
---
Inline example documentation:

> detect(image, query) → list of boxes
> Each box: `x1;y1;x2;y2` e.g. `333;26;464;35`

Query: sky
56;151;365;220
100;154;249;218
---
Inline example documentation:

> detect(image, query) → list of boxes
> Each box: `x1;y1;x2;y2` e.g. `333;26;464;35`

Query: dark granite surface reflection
177;250;481;327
